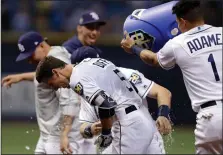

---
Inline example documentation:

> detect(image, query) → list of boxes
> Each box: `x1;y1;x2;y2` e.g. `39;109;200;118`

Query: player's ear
52;69;60;77
39;42;44;48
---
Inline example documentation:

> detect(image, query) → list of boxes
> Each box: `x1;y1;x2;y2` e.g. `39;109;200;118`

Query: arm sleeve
157;40;176;70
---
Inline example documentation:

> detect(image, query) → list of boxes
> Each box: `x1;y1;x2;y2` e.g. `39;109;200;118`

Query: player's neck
44;43;51;55
187;21;205;31
78;35;87;46
63;64;74;81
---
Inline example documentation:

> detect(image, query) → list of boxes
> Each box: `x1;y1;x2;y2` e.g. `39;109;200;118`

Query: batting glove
94;129;113;148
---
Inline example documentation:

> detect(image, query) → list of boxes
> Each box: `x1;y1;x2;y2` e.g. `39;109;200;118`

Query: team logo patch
129;73;142;84
74;82;83;95
129;29;155;50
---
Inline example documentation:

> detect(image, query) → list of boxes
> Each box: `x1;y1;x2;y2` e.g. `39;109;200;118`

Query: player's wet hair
172;0;204;22
36;56;67;83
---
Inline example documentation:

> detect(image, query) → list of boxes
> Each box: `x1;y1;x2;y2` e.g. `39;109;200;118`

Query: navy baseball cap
16;31;44;62
79;11;106;26
71;46;100;64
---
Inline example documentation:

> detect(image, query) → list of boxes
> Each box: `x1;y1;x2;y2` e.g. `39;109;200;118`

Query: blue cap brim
80;20;106;26
16;50;34;62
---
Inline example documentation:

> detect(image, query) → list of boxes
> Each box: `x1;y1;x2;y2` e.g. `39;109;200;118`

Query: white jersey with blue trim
157;24;222;112
78;66;154;123
70;58;143;112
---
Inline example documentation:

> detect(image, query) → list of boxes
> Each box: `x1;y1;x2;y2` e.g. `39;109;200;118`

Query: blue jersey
62;35;102;63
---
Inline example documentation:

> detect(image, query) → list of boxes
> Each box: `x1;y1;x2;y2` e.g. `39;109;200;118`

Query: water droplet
30;117;33;120
26;131;29;134
25;146;30;150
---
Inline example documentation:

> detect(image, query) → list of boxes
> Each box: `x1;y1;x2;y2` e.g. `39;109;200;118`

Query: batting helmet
123;1;181;52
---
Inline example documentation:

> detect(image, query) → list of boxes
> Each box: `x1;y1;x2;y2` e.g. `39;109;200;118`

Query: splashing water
163;128;175;149
25;146;30;150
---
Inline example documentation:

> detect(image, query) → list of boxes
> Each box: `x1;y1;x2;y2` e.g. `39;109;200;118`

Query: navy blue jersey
63;35;103;64
62;36;83;54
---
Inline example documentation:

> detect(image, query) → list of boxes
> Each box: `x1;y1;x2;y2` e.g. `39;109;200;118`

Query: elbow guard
91;91;117;119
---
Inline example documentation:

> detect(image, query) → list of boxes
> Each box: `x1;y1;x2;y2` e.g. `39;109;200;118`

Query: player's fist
156;116;172;135
1;74;23;88
60;135;73;154
121;31;136;54
91;121;102;136
94;133;113;148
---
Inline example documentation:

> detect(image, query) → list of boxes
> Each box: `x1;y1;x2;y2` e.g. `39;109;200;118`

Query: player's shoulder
118;67;138;77
48;46;71;63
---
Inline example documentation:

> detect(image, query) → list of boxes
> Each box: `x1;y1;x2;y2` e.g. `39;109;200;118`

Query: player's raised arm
2;72;35;88
121;31;160;67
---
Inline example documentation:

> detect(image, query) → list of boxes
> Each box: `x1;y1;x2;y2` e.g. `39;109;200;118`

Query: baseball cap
16;31;44;62
79;11;106;26
71;46;100;64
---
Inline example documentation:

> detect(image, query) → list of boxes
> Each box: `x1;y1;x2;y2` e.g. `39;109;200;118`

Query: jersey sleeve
128;70;154;99
157;40;176;70
118;67;154;99
70;75;102;105
56;88;81;116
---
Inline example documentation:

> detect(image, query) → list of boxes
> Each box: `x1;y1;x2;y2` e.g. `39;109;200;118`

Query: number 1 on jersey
208;53;220;81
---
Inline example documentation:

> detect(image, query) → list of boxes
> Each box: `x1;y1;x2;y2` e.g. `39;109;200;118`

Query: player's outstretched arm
80;121;102;138
60;115;74;154
147;83;172;135
121;31;160;67
2;72;35;88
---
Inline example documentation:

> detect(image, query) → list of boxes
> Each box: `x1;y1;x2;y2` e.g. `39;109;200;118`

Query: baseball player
35;56;172;154
78;66;173;154
121;0;222;154
2;32;97;154
62;11;105;63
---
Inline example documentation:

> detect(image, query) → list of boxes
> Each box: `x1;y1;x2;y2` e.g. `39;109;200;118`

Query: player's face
27;44;46;64
78;23;101;45
47;69;69;90
176;18;187;33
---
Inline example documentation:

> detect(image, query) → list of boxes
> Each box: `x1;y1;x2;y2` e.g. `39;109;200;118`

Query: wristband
131;45;143;56
158;105;170;118
101;128;111;135
83;124;93;138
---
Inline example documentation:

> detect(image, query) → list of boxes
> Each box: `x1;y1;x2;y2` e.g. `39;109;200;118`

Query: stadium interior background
1;0;222;154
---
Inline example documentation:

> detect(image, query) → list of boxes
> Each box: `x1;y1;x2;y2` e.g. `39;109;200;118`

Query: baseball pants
194;100;222;154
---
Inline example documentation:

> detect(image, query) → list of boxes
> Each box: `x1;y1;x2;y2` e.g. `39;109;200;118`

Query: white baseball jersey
34;46;82;141
69;58;143;111
78;66;154;122
157;24;222;112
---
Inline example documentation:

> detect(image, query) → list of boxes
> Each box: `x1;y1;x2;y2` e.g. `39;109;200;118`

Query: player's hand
121;31;136;54
91;121;102;136
156;116;172;135
94;133;113;149
60;135;73;155
1;74;23;88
